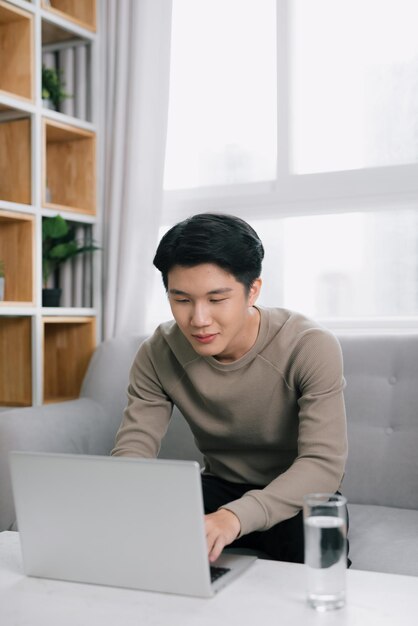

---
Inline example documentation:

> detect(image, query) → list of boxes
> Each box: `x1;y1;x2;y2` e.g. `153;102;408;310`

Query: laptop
9;451;256;597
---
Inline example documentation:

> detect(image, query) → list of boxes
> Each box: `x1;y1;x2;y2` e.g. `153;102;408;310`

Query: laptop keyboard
210;566;231;583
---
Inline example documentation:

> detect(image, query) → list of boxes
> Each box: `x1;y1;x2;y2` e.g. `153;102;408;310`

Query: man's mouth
192;333;218;344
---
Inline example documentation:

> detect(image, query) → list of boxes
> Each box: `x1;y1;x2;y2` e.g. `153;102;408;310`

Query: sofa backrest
82;332;418;510
80;334;203;463
80;334;143;434
339;334;418;509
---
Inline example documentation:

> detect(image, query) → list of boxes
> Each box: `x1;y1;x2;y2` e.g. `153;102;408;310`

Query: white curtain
99;0;172;339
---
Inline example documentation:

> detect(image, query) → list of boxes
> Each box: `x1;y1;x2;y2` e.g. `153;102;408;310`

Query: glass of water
303;493;347;611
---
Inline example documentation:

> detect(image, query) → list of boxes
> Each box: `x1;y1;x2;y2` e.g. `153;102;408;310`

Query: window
290;0;418;174
252;210;418;319
164;0;277;189
152;0;418;334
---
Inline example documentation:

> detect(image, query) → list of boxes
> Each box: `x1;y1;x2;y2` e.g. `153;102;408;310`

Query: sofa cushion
348;503;418;576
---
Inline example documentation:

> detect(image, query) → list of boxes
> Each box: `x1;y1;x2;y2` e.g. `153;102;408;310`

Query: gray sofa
1;333;417;576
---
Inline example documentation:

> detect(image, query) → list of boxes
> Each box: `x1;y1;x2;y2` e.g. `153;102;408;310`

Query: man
112;213;348;564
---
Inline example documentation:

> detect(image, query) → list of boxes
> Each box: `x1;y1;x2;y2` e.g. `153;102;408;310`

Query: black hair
153;213;264;292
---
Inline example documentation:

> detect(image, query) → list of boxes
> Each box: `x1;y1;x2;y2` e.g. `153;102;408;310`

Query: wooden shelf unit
0;0;98;408
0;316;32;406
0;0;34;102
42;0;96;33
43;119;96;214
43;316;96;403
0;115;32;205
0;210;35;305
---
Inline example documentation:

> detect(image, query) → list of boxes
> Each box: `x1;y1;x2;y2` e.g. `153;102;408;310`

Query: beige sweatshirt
112;307;348;537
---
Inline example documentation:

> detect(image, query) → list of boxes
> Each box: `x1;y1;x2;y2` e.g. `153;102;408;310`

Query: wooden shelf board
41;206;96;223
0;208;34;221
43;201;96;216
45;118;95;140
41;109;95;134
42;315;94;324
0;89;33;105
0;1;32;21
0;301;34;307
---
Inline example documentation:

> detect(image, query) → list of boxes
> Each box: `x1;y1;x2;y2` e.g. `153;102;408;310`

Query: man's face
167;263;261;363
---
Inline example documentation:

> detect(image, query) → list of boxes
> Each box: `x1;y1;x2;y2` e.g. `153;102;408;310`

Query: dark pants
202;474;351;566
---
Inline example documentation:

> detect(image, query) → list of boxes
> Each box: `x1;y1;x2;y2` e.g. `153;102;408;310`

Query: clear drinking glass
303;493;347;611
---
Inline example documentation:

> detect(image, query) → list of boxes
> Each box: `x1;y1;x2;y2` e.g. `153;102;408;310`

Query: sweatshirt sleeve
111;339;173;458
222;329;348;537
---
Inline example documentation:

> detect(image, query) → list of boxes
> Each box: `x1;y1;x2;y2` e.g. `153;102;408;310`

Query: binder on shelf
71;225;84;308
82;226;93;307
42;51;55;70
58;47;75;117
60;262;72;308
74;45;88;121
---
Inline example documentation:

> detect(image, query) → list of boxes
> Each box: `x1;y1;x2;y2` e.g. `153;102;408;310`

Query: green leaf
42;214;100;285
42;215;68;240
48;242;78;260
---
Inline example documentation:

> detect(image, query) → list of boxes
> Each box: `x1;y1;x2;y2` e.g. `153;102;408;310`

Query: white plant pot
0;277;4;301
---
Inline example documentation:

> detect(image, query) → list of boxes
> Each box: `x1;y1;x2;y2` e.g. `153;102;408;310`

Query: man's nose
191;303;211;327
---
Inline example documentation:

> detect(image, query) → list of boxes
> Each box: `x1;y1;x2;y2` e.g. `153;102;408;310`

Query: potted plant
42;214;100;307
0;260;4;301
42;65;71;111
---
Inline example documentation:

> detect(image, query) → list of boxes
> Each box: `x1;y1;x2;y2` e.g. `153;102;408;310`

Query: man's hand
205;509;241;563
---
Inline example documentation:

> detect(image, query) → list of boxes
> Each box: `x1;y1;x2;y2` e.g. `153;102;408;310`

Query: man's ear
248;277;262;306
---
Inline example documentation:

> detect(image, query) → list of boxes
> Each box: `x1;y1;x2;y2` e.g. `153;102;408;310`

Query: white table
1;531;417;625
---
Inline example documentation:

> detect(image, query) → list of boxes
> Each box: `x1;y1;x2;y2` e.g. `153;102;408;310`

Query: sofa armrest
0;398;109;531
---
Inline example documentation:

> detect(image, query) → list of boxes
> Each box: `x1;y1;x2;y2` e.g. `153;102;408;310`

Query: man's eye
174;298;189;303
210;298;226;303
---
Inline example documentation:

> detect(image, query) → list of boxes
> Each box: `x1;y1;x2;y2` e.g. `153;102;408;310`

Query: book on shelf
58;47;75;117
74;45;88;121
71;225;85;308
42;51;55;70
60;262;72;308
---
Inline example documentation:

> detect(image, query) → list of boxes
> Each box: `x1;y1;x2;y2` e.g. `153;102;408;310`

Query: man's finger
208;536;225;563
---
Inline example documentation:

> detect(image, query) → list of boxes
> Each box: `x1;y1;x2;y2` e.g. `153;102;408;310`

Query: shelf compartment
43;118;96;214
42;0;96;32
0;1;34;101
0;116;32;204
42;315;96;403
0;316;32;406
42;217;96;308
41;38;93;122
0;210;35;304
